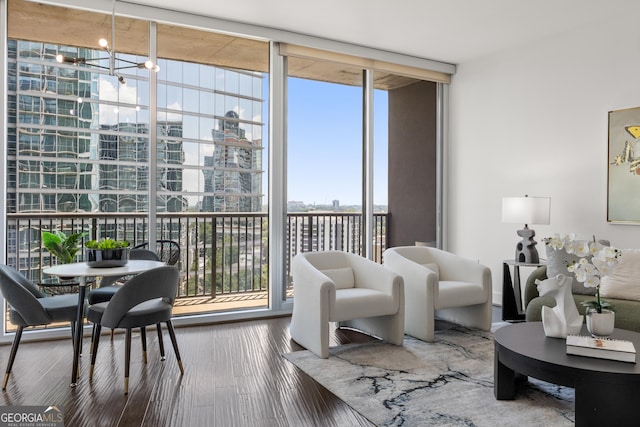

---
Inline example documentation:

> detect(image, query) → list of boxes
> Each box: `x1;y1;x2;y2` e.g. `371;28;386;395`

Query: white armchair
383;246;492;342
290;251;404;358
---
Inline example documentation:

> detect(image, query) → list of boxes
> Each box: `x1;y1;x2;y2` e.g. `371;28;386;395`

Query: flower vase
586;308;615;337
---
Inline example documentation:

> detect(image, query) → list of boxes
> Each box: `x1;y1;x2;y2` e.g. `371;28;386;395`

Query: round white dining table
43;260;165;387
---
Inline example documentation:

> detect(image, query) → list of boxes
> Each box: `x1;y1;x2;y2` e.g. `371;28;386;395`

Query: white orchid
544;234;622;313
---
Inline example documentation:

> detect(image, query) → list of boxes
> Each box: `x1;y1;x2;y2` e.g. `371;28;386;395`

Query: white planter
586;309;615;337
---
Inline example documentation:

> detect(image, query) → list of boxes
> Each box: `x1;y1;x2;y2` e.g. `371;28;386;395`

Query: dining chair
87;265;184;394
132;240;180;266
0;265;80;390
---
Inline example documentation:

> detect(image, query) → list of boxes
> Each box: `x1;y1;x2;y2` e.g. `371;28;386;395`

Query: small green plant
85;238;130;250
42;230;88;264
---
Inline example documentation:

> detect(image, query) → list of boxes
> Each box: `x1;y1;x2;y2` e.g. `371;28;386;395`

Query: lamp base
515;226;540;263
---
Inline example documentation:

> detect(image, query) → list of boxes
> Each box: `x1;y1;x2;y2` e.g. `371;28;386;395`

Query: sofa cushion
421;263;439;278
600;248;640;301
545;241;609;296
320;267;355;289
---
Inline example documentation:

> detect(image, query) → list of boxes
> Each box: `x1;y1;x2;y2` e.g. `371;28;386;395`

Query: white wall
448;12;640;305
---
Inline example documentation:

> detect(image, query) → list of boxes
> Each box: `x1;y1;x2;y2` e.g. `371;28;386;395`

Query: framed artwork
608;106;640;223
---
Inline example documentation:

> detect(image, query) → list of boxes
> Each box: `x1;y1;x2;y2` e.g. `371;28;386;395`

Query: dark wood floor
0;306;504;426
0;316;377;427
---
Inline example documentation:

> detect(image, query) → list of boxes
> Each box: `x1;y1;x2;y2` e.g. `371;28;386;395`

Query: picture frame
608;106;640;223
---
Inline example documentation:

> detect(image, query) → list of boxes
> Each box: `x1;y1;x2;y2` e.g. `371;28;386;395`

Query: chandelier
55;0;159;84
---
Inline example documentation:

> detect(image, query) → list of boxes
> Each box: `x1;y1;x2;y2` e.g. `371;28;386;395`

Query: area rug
283;325;575;426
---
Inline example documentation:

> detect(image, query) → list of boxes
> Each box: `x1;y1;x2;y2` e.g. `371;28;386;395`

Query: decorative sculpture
535;273;583;338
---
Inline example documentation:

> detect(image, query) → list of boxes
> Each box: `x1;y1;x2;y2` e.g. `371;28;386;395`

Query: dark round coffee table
494;322;640;426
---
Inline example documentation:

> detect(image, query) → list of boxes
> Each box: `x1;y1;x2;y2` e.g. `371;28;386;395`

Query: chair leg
69;321;83;357
89;323;95;355
90;324;102;380
3;326;24;390
165;320;184;375
156;323;165;361
140;327;147;364
124;328;132;395
70;322;76;346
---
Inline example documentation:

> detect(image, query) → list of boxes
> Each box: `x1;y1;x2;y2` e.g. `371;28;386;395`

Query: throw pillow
421;263;440;278
545;239;610;296
600;248;640;301
320;267;355;289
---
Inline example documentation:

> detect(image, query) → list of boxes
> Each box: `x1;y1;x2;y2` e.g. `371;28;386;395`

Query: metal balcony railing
5;212;389;303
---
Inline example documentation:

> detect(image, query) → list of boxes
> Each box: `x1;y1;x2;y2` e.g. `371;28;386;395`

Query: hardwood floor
0;316;376;427
0;306;505;426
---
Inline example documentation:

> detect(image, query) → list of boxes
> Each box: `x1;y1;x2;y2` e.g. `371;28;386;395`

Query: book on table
566;335;636;363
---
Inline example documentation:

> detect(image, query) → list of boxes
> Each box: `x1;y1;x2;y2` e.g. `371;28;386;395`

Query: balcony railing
5;212;389;304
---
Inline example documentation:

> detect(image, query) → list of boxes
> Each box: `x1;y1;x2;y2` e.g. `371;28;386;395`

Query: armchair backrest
0;265;51;326
298;251;351;270
384;246;434;265
297;251;400;294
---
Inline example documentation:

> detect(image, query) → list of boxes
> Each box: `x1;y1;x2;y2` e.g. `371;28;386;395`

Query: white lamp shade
502;196;550;225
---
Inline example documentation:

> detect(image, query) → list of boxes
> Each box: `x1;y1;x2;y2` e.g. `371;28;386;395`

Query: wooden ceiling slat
8;0;426;89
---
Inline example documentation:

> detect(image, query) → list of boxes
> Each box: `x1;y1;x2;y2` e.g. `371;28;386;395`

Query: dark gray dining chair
88;248;162;346
87;265;184;394
132;240;180;266
0;265;80;390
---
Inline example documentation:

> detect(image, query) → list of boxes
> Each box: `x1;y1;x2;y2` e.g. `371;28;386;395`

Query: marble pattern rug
284;326;575;426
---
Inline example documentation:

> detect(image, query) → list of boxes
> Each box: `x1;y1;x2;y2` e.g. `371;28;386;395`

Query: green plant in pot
42;230;88;264
85;238;130;250
85;238;131;267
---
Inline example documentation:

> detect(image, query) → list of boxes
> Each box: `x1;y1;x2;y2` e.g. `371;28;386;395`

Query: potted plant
42;230;87;264
85;238;131;268
545;234;622;337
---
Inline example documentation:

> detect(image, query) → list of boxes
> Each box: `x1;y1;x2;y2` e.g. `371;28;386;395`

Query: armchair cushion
437;281;487;308
320;267;355;290
333;288;398;321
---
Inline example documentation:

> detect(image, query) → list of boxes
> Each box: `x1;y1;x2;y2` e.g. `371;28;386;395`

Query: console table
494;322;640;425
502;260;544;321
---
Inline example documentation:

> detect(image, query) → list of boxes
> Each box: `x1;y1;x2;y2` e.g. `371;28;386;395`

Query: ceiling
128;0;638;65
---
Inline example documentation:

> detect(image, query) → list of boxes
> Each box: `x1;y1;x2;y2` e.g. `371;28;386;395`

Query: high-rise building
6;37;265;277
7;40;95;214
201;111;263;212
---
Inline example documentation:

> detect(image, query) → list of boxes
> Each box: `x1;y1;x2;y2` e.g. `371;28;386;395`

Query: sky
274;77;389;206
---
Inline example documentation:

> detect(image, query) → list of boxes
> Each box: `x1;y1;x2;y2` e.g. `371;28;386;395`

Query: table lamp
502;195;550;263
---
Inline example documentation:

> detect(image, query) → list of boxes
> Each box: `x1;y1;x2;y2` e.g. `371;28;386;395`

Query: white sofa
383;246;492;342
290;251;404;358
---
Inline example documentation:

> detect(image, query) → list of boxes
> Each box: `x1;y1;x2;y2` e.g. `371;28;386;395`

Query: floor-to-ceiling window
285;64;363;290
155;23;269;309
1;0;451;339
4;1;271;335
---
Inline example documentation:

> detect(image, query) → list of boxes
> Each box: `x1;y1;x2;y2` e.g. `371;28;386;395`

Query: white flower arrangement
544;233;622;313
